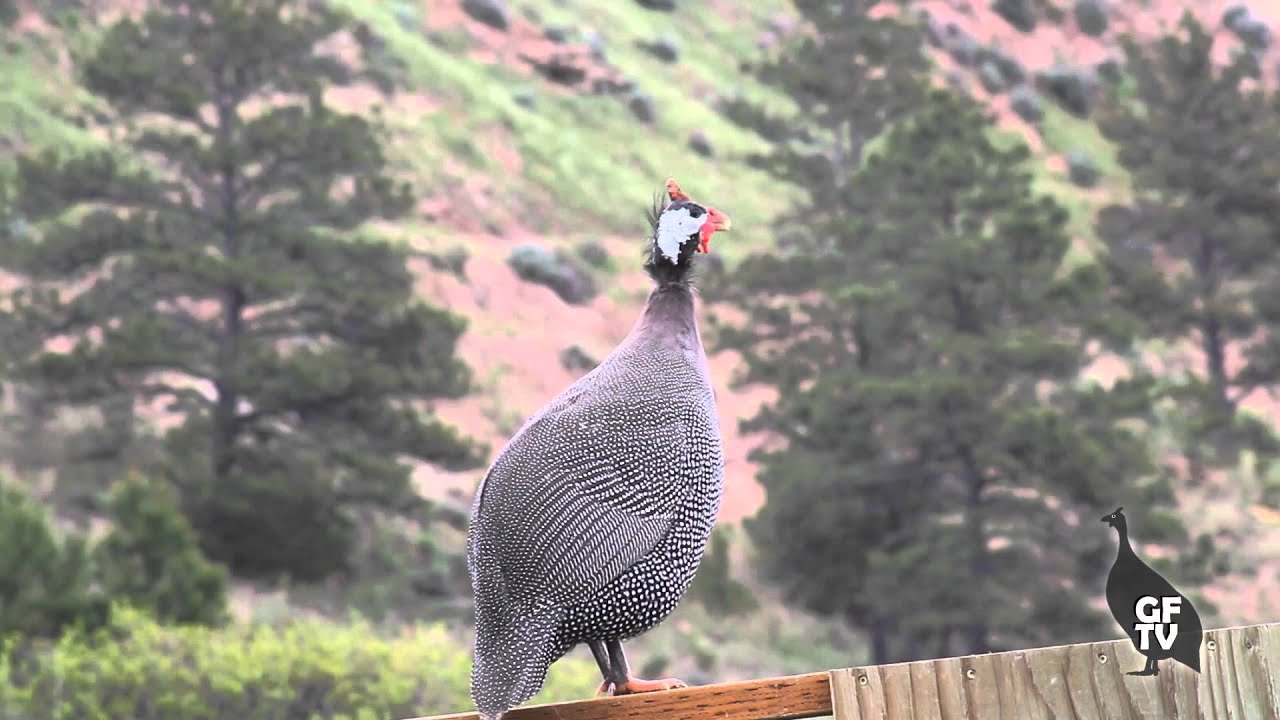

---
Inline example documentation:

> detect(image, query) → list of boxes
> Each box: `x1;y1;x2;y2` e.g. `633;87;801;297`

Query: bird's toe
614;677;687;695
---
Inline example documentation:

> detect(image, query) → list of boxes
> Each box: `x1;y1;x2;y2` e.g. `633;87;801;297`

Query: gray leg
588;640;612;681
605;639;630;686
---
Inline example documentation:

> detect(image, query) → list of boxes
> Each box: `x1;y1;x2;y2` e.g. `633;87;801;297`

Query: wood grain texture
827;623;1278;720
405;671;832;720
407;624;1276;720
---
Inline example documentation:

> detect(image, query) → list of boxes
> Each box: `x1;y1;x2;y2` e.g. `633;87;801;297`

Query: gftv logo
1102;507;1203;676
1132;596;1183;651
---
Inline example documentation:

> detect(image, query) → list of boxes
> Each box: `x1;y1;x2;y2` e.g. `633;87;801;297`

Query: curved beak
706;206;731;233
697;206;731;254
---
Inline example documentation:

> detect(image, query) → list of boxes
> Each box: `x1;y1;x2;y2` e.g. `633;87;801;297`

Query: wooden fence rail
408;622;1279;720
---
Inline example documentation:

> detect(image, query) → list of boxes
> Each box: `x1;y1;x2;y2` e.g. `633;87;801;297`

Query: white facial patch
655;206;705;263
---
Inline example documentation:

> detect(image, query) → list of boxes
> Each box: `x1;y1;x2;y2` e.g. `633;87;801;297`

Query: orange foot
596;677;687;697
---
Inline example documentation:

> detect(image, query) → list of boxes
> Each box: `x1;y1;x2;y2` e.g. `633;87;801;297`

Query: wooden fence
408;622;1278;720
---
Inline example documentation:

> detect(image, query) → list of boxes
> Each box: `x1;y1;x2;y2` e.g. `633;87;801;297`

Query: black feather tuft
645;191;666;234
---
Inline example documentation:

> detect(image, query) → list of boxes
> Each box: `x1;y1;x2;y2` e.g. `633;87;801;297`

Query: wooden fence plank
1091;639;1137;720
907;658;945;720
857;665;888;720
830;667;863;720
881;662;914;719
1023;641;1074;718
1258;623;1280;720
926;655;962;717
405;671;832;720
409;624;1278;720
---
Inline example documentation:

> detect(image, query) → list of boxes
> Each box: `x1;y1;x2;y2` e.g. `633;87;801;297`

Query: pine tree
0;0;482;580
686;527;758;617
720;0;929;218
0;479;108;638
1095;13;1280;478
719;89;1202;663
94;473;228;626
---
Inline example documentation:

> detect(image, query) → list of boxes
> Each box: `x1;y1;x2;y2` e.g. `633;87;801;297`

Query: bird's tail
1176;647;1201;673
472;600;564;720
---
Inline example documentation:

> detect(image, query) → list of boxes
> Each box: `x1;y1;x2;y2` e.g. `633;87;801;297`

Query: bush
637;34;679;63
1095;203;1139;242
426;246;470;279
986;49;1026;84
1222;3;1271;49
0;481;108;639
628;91;657;123
1223;5;1250;28
1074;0;1109;36
992;0;1037;32
920;12;945;47
979;61;1007;93
559;344;598;374
945;31;982;66
94;475;229;627
543;25;570;43
1066;149;1100;188
1010;86;1045;122
1096;57;1123;83
0;607;598;720
1234;20;1272;50
508;245;598;305
461;0;509;31
1035;64;1097;118
687;528;758;617
688;130;715;158
575;240;611;269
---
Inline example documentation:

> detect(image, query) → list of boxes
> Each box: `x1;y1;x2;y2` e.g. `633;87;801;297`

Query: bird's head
644;178;730;285
1101;507;1126;530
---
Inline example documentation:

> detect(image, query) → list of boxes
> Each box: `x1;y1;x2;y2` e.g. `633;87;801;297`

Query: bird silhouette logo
1102;507;1204;676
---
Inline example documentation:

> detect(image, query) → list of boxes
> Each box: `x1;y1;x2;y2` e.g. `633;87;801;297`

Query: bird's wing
471;378;707;606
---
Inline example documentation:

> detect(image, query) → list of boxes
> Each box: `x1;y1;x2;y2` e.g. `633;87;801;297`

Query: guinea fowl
467;179;730;720
1102;507;1203;676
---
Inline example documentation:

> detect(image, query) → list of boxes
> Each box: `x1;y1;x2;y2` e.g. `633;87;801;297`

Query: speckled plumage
466;191;725;720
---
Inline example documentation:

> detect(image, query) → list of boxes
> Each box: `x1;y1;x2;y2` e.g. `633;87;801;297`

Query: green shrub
0;481;108;639
1066;149;1100;187
992;0;1037;32
1010;86;1045;123
0;607;599;719
945;31;982;67
1035;64;1096;118
986;49;1026;85
94;474;229;627
1096;57;1123;83
1074;0;1109;36
979;61;1007;94
1223;5;1272;50
687;528;758;617
426;246;470;279
508;245;598;305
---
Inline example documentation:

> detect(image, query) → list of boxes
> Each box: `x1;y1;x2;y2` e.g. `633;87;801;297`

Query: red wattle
697;231;710;253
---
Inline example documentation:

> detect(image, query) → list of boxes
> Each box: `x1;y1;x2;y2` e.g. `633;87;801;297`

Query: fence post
825;623;1279;719
405;623;1279;720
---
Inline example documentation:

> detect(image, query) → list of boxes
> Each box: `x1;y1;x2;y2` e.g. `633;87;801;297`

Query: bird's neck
632;283;701;351
1116;526;1135;557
